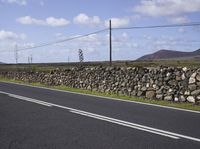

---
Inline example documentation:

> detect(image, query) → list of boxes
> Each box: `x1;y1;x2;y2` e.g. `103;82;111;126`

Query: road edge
0;80;200;114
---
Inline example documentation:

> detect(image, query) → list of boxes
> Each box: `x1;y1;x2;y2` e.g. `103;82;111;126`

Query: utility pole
30;55;33;63
15;44;18;64
68;56;70;63
28;56;30;64
28;55;32;64
109;20;112;66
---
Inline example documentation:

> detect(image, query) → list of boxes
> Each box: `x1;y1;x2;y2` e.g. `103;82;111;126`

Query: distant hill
137;49;200;60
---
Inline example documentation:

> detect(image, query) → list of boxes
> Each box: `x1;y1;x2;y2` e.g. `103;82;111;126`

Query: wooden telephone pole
109;20;112;66
15;44;18;64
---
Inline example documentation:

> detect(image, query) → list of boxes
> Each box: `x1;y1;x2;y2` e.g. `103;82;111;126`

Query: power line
17;28;108;52
113;22;200;30
1;22;200;54
0;28;108;53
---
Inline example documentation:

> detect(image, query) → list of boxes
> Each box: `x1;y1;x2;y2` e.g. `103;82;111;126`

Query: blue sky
0;0;200;63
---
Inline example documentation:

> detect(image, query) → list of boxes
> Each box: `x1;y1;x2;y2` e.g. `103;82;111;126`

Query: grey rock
128;88;132;92
182;67;187;72
174;97;179;102
164;96;172;101
146;83;150;88
156;94;163;100
115;82;119;86
166;72;171;77
191;89;200;96
152;84;157;89
180;95;186;102
189;72;197;84
181;73;186;80
168;80;177;86
189;78;196;84
141;86;147;91
87;85;92;90
196;74;200;81
168;88;173;93
131;90;137;96
142;76;147;82
156;87;163;94
145;91;156;99
121;82;126;87
93;88;97;91
184;90;190;96
176;75;181;81
187;96;195;103
188;84;197;91
137;91;145;96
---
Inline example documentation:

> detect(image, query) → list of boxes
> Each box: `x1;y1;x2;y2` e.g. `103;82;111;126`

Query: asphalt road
0;81;200;149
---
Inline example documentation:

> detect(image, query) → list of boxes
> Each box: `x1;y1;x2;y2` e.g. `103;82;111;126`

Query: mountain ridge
137;49;200;60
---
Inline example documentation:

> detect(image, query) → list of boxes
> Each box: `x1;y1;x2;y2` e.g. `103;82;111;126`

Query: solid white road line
1;90;200;142
1;81;200;114
0;91;52;107
69;109;200;142
70;110;179;139
10;94;53;107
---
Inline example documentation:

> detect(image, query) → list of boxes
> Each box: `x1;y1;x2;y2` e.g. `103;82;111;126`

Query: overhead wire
1;22;200;53
18;28;108;51
112;22;200;30
0;28;108;53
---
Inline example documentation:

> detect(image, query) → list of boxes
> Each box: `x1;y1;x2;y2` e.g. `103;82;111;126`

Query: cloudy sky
0;0;200;63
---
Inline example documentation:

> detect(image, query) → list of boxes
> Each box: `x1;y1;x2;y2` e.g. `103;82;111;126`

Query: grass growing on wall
0;77;200;112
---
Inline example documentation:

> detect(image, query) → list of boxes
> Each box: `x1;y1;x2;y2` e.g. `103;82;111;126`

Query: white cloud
169;16;190;24
78;34;99;42
39;1;44;6
105;17;129;28
16;16;70;27
17;42;35;49
53;33;108;56
106;32;139;51
0;30;26;40
55;33;63;38
1;0;27;5
133;0;200;17
46;17;69;27
73;13;101;26
143;35;153;40
144;35;195;51
16;16;45;25
130;15;141;22
177;27;186;33
122;32;128;38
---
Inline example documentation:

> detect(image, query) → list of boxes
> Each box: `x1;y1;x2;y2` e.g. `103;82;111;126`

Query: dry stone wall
1;66;200;103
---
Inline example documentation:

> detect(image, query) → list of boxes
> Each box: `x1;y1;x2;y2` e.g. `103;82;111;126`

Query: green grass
0;60;200;72
0;77;200;112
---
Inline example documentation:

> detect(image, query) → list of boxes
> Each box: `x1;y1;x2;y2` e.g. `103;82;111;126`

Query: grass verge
0;77;200;112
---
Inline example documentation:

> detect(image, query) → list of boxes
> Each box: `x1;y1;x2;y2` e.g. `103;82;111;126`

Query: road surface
0;81;200;149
